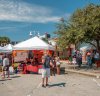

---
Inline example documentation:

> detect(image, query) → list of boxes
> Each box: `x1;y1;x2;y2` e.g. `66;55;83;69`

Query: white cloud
0;0;61;23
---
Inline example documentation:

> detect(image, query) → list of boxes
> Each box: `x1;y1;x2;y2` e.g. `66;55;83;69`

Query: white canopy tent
80;45;96;51
13;36;54;50
0;44;13;53
48;39;57;46
0;46;2;50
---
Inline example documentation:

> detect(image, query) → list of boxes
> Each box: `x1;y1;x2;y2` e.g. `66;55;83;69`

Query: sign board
14;51;28;62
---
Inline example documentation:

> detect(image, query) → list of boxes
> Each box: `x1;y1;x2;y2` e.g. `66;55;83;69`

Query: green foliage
59;55;67;60
0;36;10;46
42;38;49;43
55;20;70;50
0;36;10;43
71;4;100;41
55;4;100;50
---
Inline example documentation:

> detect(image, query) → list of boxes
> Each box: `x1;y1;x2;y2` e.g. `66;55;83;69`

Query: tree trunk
75;42;80;50
96;40;100;52
75;43;77;50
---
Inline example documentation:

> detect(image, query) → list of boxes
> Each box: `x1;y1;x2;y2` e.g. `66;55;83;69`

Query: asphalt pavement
0;73;100;96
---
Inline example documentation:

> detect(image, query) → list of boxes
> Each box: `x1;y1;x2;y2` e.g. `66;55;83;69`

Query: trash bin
95;60;100;68
57;65;60;75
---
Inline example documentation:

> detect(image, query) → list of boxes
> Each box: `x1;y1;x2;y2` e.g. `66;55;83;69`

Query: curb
60;61;100;78
65;69;100;78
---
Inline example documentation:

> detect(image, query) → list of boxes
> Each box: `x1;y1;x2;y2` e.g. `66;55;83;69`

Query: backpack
44;56;51;68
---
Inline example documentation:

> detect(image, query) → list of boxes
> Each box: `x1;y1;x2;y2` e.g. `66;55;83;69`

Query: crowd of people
70;49;100;69
0;49;100;88
0;52;61;82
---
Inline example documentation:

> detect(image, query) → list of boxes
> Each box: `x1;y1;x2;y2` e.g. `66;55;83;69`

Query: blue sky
0;0;99;41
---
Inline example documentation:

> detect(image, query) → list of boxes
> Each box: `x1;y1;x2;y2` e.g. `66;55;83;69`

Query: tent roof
0;44;13;53
80;45;96;50
13;36;54;50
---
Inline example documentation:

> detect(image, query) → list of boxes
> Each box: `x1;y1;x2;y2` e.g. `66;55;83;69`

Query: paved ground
61;61;100;75
0;72;100;96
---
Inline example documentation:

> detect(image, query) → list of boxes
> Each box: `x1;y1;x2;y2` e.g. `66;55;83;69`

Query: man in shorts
2;55;10;79
41;52;54;87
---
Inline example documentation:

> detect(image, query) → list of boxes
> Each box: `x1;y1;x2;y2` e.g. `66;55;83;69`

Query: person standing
55;56;61;75
86;50;92;69
76;50;82;69
41;52;54;87
2;55;10;79
94;51;100;61
50;56;56;76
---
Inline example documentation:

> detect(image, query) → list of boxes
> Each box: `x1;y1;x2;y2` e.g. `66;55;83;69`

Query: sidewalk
60;60;100;78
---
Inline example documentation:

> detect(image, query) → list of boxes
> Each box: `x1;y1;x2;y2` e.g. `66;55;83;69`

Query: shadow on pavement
49;82;66;87
0;79;6;81
60;67;68;75
10;75;21;78
0;78;12;81
6;78;12;80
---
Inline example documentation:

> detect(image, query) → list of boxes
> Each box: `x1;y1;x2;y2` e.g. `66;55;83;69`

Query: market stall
13;36;54;73
0;44;13;53
0;44;13;72
0;44;13;63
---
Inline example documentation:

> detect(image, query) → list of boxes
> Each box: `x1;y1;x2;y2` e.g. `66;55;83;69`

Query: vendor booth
13;36;54;74
80;44;96;62
0;44;13;62
0;44;13;53
0;44;13;72
13;36;54;50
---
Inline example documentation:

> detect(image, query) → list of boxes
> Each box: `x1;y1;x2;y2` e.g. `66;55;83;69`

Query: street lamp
33;30;40;37
29;30;40;37
29;31;33;38
33;31;36;36
37;31;40;37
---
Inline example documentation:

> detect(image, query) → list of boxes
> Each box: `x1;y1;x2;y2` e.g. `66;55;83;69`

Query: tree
0;36;10;46
55;18;78;50
55;4;100;51
42;38;49;43
54;19;68;50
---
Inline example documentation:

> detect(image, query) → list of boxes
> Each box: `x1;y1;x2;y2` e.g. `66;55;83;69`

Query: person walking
41;52;54;87
2;55;10;79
